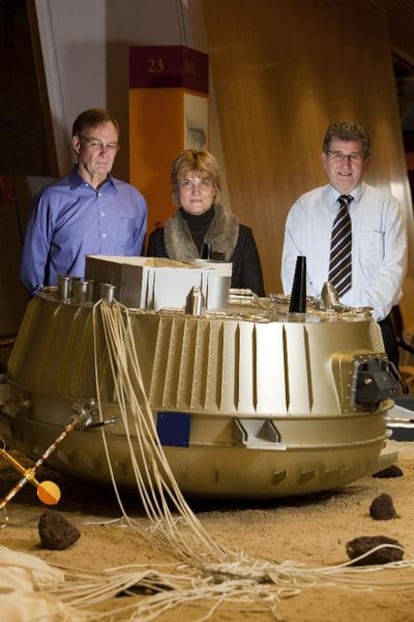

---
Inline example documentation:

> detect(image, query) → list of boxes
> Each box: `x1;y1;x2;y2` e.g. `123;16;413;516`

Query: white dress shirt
281;182;407;320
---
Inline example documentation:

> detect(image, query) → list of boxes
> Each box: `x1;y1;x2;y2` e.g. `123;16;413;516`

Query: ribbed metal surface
147;313;381;417
149;315;290;415
9;297;386;419
5;294;397;498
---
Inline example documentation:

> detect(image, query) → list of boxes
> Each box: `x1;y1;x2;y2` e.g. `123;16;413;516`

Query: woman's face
178;173;216;215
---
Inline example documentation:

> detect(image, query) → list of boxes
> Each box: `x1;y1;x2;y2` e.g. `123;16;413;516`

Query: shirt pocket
357;231;384;277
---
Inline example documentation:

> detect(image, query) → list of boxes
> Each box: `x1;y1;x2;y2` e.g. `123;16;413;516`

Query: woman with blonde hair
146;150;264;296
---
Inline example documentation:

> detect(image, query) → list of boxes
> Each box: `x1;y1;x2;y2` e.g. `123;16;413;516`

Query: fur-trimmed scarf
164;203;239;262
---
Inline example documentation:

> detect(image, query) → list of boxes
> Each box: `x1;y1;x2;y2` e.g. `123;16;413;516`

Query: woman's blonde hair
171;150;221;206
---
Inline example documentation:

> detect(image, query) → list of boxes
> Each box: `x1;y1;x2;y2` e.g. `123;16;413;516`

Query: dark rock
346;535;404;565
371;464;403;478
38;510;81;550
369;493;398;520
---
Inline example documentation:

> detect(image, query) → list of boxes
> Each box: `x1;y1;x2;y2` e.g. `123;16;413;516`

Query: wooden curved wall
201;0;414;310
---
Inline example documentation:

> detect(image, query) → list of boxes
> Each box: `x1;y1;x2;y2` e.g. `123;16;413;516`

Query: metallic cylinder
73;279;89;303
85;280;95;302
57;274;71;301
100;283;116;305
69;276;82;296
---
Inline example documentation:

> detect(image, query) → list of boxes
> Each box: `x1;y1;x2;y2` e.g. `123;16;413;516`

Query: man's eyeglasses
327;150;363;163
80;136;119;153
179;178;214;192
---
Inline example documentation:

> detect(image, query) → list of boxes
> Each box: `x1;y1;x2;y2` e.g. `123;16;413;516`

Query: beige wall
201;0;414;312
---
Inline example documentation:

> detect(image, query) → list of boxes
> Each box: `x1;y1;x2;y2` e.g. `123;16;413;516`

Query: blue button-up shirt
20;167;147;293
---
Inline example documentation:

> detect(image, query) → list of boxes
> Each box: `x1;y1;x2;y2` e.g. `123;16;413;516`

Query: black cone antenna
289;256;307;313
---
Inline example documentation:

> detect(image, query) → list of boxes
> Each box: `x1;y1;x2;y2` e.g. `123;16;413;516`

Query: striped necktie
328;194;353;296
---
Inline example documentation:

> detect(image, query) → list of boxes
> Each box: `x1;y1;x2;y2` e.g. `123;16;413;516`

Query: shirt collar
326;182;365;209
69;166;116;192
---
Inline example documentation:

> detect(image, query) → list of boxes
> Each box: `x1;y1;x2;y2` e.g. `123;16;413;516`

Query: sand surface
1;439;414;621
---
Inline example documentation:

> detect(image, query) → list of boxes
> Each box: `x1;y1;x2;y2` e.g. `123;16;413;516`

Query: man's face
72;121;119;185
321;138;369;193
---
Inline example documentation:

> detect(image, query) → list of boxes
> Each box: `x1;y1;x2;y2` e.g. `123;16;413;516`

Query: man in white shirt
281;120;407;367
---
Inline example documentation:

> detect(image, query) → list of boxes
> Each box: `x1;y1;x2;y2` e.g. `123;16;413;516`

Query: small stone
346;535;404;565
371;465;403;478
38;510;81;550
369;493;398;520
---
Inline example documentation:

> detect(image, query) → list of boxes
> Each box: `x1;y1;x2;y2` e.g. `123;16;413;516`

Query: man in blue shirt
20;108;147;294
281;120;407;366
